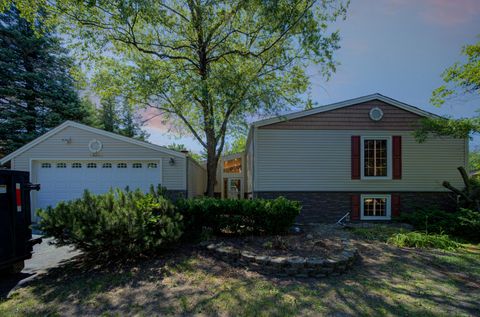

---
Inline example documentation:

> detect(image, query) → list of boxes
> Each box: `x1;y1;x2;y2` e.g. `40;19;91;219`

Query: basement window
361;195;391;220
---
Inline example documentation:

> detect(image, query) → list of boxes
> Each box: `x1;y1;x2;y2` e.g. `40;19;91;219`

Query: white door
225;178;242;199
34;160;162;212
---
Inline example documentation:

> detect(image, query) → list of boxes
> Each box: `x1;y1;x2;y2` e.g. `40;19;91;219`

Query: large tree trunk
205;132;219;197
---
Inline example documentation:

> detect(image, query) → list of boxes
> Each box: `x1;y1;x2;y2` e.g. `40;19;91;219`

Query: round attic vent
88;139;103;153
369;107;384;121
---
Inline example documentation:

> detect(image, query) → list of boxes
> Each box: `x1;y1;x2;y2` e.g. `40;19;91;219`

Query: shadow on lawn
6;240;480;316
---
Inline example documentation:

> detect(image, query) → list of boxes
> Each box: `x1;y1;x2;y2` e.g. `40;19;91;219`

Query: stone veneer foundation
254;191;456;223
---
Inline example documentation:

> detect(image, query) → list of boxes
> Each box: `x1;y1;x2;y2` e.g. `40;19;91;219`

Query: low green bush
350;225;408;242
399;208;480;242
387;232;462;251
38;186;183;257
176;196;301;237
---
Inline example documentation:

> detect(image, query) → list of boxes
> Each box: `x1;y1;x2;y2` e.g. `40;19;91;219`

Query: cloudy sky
146;0;480;153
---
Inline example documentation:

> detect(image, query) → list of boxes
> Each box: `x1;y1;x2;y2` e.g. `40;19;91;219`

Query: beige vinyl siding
12;126;187;190
187;158;206;197
246;137;254;193
254;129;466;192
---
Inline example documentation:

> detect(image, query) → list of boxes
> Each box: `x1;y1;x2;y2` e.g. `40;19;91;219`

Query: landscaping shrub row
176;197;301;237
399;208;480;242
38;186;183;257
38;187;301;257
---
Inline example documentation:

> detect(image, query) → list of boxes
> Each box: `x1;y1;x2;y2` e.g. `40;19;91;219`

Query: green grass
387;232;462;251
1;234;479;316
349;225;408;242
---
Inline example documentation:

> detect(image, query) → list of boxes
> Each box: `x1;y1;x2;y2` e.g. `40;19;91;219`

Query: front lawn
1;228;479;316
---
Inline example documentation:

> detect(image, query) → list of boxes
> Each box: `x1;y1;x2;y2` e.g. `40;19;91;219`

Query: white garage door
34;160;162;210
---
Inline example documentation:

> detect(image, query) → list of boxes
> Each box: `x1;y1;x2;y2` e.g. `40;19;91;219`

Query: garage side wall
187;158;206;198
12;126;187;190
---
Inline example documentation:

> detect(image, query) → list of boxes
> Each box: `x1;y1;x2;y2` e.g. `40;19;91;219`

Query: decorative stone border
205;239;358;278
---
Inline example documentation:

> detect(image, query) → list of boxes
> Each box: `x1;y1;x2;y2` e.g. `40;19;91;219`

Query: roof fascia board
0;121;185;165
0;121;71;165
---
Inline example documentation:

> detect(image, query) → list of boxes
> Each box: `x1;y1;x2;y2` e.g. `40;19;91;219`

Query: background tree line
0;6;148;157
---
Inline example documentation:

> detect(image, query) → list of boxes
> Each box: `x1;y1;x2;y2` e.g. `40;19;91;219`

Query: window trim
360;194;391;220
360;136;392;180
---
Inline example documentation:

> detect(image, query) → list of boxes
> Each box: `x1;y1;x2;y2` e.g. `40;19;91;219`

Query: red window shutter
392;194;401;218
392;136;402;179
351;194;360;221
351;136;361;179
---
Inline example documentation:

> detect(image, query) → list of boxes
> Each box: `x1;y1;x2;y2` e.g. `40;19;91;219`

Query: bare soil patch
210;233;345;258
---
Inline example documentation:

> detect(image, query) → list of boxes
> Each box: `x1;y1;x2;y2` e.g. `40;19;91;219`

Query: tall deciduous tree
3;0;348;195
0;7;90;155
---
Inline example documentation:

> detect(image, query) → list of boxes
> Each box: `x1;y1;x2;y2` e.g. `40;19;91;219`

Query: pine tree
0;7;90;155
97;95;148;141
99;96;118;133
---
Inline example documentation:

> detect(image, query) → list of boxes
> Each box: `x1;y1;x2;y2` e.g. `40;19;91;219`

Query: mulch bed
210;233;345;258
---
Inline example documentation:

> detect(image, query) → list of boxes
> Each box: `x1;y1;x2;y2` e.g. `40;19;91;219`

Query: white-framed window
360;194;391;220
147;162;158;169
223;158;242;173
41;162;51;168
132;163;142;169
56;162;67;168
117;163;127;169
87;162;97;169
72;163;82;168
102;163;112;168
361;137;391;179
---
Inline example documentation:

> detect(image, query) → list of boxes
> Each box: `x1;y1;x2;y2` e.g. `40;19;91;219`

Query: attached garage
33;159;162;210
0;121;206;221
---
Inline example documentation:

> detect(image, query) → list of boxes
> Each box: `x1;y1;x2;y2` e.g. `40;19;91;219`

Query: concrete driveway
0;236;81;298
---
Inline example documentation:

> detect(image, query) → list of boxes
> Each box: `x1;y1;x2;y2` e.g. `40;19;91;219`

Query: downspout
252;127;255;198
185;155;189;198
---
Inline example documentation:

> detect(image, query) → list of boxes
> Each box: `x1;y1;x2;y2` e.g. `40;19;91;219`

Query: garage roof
0;121;186;165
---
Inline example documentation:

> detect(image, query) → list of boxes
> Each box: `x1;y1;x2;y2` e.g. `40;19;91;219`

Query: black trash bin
0;170;41;274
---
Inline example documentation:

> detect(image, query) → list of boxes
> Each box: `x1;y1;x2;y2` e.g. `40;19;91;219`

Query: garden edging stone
205;240;359;277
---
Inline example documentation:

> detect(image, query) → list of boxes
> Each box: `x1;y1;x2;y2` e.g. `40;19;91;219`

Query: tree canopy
2;0;348;194
415;40;480;143
0;6;91;156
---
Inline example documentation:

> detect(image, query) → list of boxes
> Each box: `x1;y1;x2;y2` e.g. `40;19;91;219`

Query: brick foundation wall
254;191;457;224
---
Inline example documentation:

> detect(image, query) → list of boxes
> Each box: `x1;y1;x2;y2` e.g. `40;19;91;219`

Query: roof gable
252;93;440;128
0;121;185;165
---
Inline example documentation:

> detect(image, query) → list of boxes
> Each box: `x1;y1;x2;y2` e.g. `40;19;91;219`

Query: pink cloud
421;0;480;26
141;108;172;133
374;0;480;26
